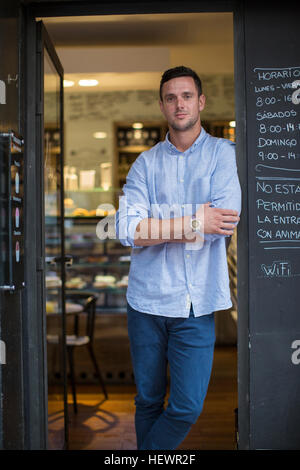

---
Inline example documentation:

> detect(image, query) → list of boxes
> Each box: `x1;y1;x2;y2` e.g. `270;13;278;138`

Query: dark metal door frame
36;20;67;448
23;9;67;449
23;0;249;449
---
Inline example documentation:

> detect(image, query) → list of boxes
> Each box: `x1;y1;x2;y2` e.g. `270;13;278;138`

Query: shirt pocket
190;176;212;205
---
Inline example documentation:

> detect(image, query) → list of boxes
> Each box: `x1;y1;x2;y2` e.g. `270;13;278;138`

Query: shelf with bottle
63;167;122;216
202;119;236;142
115;121;168;189
64;161;113;191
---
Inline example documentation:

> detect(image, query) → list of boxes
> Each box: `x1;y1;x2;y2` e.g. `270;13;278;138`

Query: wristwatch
190;215;202;233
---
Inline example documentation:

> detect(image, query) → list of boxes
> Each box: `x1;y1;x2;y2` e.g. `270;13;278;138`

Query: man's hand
196;202;240;236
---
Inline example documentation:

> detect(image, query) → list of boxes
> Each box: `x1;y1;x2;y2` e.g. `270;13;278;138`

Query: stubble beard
169;114;200;132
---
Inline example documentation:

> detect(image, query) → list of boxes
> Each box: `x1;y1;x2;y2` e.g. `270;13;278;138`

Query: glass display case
61;120;168;314
64;215;131;313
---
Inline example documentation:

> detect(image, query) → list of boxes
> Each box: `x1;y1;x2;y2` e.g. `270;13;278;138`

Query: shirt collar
164;126;207;156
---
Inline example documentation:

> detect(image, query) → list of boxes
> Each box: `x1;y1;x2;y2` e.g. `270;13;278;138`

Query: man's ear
159;99;165;116
199;94;206;112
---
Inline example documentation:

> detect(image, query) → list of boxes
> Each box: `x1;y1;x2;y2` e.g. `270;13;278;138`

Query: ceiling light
229;121;236;128
132;122;144;129
79;79;99;87
63;80;75;88
93;132;107;139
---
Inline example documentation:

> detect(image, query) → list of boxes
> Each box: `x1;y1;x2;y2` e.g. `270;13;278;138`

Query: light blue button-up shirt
115;127;241;318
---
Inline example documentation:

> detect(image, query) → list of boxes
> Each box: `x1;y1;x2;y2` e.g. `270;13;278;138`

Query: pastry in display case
64;217;131;313
96;207;116;217
46;300;59;315
116;275;128;288
71;208;90;217
93;275;117;288
65;276;87;290
64;197;76;215
46;274;62;288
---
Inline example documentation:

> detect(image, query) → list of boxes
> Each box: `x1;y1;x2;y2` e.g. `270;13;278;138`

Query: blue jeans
127;302;215;450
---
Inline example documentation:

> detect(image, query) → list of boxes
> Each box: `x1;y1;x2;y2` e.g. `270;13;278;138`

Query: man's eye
166;97;174;102
184;94;192;99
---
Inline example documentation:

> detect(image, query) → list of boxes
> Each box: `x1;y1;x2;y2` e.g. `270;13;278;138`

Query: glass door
36;21;68;449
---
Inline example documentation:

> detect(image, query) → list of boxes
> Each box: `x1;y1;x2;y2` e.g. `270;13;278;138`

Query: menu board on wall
242;4;300;450
247;64;300;446
0;131;24;290
251;66;300;278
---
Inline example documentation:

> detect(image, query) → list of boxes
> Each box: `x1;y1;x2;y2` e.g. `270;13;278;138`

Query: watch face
191;219;200;230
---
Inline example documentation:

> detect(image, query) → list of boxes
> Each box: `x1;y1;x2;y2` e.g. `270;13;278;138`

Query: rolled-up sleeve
115;155;151;248
205;140;242;243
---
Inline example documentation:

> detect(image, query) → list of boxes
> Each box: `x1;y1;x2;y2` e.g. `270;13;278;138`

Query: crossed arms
116;143;241;249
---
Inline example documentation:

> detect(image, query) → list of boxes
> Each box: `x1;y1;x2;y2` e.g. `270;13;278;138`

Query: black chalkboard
245;2;300;449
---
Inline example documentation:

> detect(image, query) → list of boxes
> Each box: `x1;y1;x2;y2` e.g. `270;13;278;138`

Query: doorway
27;6;241;451
36;22;68;449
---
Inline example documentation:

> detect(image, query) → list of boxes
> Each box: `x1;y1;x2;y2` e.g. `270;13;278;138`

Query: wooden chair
48;291;108;413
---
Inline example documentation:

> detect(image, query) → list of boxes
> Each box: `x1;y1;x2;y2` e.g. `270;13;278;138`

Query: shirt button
186;254;190;258
189;283;192;288
180;178;184;182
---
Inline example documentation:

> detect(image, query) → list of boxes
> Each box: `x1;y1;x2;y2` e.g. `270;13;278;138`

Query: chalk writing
255;165;300;172
256;110;297;120
253;66;300;253
261;260;292;277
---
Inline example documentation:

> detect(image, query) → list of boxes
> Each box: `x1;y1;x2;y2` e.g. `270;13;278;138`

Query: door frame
37;20;68;448
23;0;249;449
23;10;68;449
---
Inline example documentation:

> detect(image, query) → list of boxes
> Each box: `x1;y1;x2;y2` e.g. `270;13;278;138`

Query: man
116;66;241;450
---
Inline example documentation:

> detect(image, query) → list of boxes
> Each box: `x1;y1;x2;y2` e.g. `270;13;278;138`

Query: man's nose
176;97;185;109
